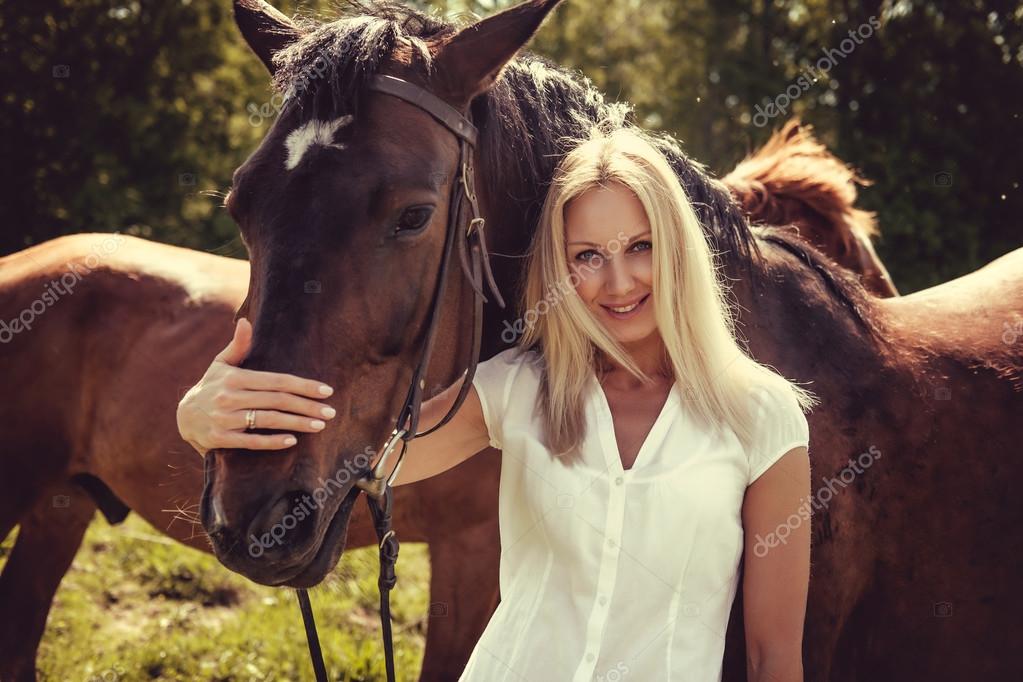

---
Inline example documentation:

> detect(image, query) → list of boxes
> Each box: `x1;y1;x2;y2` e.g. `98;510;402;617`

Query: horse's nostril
246;489;318;557
202;490;230;540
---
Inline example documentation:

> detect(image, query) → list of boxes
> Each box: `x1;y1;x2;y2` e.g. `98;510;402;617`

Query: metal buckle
466;216;485;239
356;427;407;499
460;156;479;207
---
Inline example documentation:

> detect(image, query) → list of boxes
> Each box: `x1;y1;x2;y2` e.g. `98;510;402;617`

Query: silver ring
245;409;257;431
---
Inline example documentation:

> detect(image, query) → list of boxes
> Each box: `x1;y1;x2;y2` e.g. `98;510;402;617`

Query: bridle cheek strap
295;74;505;682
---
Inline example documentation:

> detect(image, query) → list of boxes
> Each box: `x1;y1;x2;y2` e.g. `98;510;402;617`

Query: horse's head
776;196;900;297
200;0;562;587
723;119;900;297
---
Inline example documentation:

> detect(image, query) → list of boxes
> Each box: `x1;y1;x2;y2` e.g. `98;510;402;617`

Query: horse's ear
431;0;564;105
234;0;302;75
782;119;804;141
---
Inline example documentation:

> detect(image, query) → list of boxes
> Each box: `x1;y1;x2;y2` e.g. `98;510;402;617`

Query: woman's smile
600;293;650;320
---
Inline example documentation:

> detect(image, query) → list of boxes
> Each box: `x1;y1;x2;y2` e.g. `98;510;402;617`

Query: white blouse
458;347;810;682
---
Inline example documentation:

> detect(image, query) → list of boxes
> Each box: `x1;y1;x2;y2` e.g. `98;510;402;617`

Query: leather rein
294;73;505;682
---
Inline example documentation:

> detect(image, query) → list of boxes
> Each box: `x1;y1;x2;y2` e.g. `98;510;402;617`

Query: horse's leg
0;482;95;682
419;518;501;682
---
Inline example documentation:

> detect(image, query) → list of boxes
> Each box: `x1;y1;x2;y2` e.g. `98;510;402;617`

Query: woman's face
564;182;658;346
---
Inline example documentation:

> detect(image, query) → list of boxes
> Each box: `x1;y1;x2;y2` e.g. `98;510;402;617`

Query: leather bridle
294;73;505;682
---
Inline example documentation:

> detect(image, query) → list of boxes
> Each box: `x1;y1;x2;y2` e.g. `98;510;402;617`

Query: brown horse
2;2;1020;681
723;119;899;297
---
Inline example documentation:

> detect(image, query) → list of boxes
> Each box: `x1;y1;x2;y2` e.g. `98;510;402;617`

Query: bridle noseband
295;73;505;682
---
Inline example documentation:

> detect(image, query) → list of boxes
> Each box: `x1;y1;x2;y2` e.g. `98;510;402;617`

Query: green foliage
524;0;1023;292
1;0;1020;291
0;0;331;258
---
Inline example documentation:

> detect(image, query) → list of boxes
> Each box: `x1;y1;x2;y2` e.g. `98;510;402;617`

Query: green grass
0;515;430;681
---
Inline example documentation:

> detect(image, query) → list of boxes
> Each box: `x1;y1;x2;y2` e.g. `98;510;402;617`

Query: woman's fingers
227;366;333;399
228;409;327;434
188;329;339;455
218;390;336;419
203;408;325;454
213;429;299;451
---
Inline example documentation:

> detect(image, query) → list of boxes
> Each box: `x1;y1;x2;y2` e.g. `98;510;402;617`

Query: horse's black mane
270;0;878;336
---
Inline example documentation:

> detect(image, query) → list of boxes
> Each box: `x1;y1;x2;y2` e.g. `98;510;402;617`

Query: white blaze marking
284;115;354;170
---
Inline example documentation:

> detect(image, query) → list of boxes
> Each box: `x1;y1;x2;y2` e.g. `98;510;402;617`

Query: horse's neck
734;244;887;386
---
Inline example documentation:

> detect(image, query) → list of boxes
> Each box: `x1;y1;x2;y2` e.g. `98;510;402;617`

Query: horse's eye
395;206;434;234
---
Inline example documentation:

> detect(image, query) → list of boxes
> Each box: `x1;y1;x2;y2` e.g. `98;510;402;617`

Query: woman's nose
603;256;636;296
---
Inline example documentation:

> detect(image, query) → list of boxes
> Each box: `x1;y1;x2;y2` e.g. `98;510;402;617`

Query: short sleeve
470;347;523;450
746;382;810;486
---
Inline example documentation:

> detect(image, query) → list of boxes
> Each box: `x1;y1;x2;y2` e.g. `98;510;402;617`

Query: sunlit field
0;515;431;681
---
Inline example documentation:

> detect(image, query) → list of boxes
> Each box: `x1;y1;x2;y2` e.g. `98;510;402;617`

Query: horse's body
724;240;1023;680
2;1;1021;681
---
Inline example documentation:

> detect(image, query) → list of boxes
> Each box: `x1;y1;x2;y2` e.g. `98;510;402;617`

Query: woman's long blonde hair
517;124;816;461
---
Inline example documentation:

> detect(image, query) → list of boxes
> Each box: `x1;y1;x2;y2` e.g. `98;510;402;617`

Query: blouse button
585;653;595;663
614;476;624;486
598;595;608;606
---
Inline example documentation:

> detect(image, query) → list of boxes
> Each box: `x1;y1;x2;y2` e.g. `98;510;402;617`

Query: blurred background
2;0;1021;292
1;1;1021;679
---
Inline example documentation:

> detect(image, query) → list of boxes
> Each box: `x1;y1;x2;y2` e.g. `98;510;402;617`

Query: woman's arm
384;376;492;486
176;318;492;478
741;445;812;682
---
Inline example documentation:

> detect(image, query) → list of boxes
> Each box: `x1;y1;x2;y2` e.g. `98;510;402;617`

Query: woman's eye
575;250;605;265
630;240;652;252
395;206;434;234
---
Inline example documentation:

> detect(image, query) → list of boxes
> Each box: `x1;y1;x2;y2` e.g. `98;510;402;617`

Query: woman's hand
176;317;337;457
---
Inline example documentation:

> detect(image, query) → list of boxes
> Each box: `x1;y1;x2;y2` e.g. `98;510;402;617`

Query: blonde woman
396;125;813;681
178;125;814;682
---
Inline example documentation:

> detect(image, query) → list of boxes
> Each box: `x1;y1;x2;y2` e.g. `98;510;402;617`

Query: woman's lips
600;293;649;320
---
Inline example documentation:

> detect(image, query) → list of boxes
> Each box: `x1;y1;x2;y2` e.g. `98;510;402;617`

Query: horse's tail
721;119;879;245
